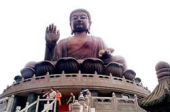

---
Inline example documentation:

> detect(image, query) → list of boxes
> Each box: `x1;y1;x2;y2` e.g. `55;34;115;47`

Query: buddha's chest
67;39;94;51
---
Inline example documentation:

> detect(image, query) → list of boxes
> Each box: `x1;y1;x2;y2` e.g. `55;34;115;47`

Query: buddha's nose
77;20;82;23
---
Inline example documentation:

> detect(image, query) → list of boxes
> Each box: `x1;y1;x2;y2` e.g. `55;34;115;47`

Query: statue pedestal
72;100;83;112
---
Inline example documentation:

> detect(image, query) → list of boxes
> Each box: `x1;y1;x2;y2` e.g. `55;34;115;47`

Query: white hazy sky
0;0;170;94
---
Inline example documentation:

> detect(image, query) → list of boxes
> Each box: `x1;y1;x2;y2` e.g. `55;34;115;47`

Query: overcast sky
0;0;170;94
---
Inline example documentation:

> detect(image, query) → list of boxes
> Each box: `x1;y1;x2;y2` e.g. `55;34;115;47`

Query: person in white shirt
43;88;56;112
43;88;56;99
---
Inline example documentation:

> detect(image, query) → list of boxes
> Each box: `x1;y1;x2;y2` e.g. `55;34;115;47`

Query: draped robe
53;36;106;60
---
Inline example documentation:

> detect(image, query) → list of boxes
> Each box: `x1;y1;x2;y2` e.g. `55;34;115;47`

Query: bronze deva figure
21;9;129;77
44;9;126;68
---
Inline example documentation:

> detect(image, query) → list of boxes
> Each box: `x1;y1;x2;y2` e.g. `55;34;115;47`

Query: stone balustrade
1;73;150;98
0;95;14;112
70;94;145;112
91;95;145;112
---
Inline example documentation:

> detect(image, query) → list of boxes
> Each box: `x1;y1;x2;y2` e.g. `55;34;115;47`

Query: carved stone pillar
79;98;89;112
6;95;14;112
11;96;19;112
72;100;83;112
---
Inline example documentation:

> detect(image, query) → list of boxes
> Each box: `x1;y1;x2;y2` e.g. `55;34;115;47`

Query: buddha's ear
90;21;92;25
87;29;90;34
70;22;74;35
71;30;73;35
87;21;92;34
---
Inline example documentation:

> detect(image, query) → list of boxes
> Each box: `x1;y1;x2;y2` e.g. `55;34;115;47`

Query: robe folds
53;36;106;60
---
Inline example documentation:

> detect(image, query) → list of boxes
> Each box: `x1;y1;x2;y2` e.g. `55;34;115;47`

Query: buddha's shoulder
58;37;72;43
90;36;104;41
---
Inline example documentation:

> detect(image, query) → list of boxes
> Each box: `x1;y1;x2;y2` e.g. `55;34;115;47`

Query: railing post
61;71;65;81
35;96;40;112
122;76;126;82
46;99;50;112
71;100;83;112
112;92;117;112
78;70;81;74
6;95;14;112
94;71;98;79
62;70;65;74
21;77;24;83
109;73;113;79
94;71;98;75
25;102;29;112
46;72;50;82
15;106;21;112
31;74;36;82
54;99;56;112
134;94;139;111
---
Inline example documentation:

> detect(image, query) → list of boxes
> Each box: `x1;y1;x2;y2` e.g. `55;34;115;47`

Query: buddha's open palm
45;24;60;44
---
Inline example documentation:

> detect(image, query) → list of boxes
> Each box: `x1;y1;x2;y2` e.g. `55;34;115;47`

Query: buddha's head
70;9;92;34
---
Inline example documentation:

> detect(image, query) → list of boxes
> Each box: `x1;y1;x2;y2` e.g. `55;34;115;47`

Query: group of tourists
67;89;91;111
40;88;91;112
41;88;62;112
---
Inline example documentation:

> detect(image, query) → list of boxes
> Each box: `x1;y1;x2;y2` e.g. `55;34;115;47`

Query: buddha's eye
72;16;78;20
80;16;87;19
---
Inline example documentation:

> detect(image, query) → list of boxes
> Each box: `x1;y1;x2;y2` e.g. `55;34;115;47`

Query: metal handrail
17;97;57;112
17;96;56;112
41;99;56;112
0;97;9;102
19;101;37;112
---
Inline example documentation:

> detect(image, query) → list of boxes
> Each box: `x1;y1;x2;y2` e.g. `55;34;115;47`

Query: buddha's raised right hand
45;24;60;45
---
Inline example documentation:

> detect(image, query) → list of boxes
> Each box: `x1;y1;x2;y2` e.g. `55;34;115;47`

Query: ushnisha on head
70;9;92;34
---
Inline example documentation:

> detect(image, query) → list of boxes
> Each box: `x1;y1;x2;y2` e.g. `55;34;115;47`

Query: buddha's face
70;11;91;34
